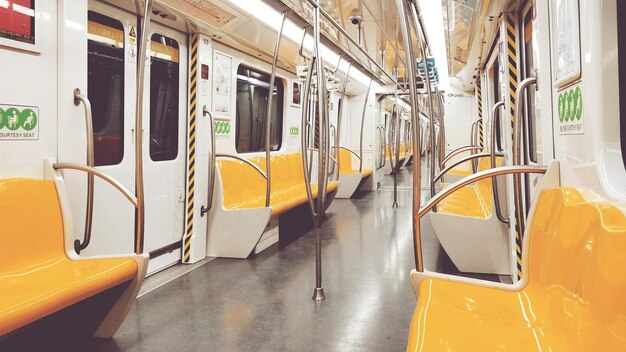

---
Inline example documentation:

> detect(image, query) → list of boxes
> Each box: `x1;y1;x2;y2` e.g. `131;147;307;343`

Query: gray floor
3;164;458;352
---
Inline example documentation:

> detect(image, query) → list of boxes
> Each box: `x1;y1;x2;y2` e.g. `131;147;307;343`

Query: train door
142;23;188;273
60;2;188;274
519;2;541;213
63;2;138;257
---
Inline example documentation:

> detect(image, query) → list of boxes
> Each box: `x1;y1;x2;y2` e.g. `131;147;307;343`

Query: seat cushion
0;256;137;336
0;178;137;336
406;279;575;352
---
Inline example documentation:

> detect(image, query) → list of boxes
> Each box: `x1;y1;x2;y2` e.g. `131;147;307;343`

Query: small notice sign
0;104;39;140
557;83;583;135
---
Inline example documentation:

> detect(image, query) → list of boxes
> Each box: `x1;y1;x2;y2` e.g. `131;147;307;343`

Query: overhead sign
416;57;439;84
557;83;583;135
0;104;39;140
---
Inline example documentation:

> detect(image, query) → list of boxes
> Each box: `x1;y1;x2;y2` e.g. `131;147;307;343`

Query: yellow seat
407;187;626;351
385;145;406;162
0;179;137;337
437;157;502;218
446;152;496;177
338;149;372;177
217;153;336;216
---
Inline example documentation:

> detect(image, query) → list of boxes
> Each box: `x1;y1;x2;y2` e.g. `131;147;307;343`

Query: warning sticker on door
557;83;583;135
128;25;137;63
0;104;39;140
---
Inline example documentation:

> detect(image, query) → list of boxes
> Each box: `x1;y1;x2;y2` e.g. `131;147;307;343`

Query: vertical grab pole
200;105;216;215
265;13;286;207
335;62;351;181
410;3;437;198
300;56;317;220
312;1;327;301
73;89;94;254
393;100;401;208
512;77;537;239
134;0;153;254
359;77;373;173
490;101;508;224
397;0;423;271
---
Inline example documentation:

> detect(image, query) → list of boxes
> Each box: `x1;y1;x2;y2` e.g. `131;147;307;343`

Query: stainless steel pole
134;0;152;254
312;2;326;301
265;13;286;207
490;101;508;224
410;2;437;198
359;77;373;173
73;89;94;254
512;77;537;238
334;62;351;181
303;0;402;88
396;0;424;271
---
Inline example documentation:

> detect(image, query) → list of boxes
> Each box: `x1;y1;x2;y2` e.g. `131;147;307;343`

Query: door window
149;34;180;162
87;11;125;166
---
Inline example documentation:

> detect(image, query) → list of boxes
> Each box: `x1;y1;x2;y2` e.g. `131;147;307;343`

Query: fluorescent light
226;0;376;87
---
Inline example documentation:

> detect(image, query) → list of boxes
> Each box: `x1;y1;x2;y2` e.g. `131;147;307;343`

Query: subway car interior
1;0;626;350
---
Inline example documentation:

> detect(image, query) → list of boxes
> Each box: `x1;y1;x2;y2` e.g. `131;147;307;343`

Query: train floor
4;162;501;352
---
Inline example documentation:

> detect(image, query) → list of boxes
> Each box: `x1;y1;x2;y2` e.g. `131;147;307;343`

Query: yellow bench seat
225;182;337;215
437;157;502;218
218;153;336;216
338;149;372;177
0;179;138;337
407;187;626;351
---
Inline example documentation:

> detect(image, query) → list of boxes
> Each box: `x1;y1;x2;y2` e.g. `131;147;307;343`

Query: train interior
1;0;625;350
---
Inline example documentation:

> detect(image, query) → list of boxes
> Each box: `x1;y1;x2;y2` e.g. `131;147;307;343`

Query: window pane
235;65;284;153
149;34;180;162
88;11;125;166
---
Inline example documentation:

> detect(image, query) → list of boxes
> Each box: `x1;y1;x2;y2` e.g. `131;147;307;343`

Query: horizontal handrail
53;163;138;208
333;146;362;161
417;166;548;219
441;145;483;167
215;154;268;180
433;152;504;184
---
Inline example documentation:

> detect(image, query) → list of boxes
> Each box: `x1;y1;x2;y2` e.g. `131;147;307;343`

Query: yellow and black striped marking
477;79;484;148
183;33;199;263
506;13;523;279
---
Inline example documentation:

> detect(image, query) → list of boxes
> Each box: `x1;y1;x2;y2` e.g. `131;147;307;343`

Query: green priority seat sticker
557;83;583;135
0;104;39;140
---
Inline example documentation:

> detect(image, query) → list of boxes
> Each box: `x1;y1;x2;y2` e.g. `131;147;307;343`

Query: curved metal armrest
53;163;138;208
417;166;548;219
216;154;268;180
441;145;483;167
434;152;504;184
333;146;362;161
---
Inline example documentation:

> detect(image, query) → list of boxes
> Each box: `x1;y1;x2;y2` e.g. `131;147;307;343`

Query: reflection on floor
4;159;506;351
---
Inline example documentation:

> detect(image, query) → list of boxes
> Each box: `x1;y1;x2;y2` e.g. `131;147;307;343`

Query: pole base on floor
312;287;326;301
392;202;398;208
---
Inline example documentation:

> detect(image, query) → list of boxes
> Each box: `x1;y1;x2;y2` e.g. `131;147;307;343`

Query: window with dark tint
619;1;626;170
236;65;284;153
88;11;125;166
149;34;180;161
